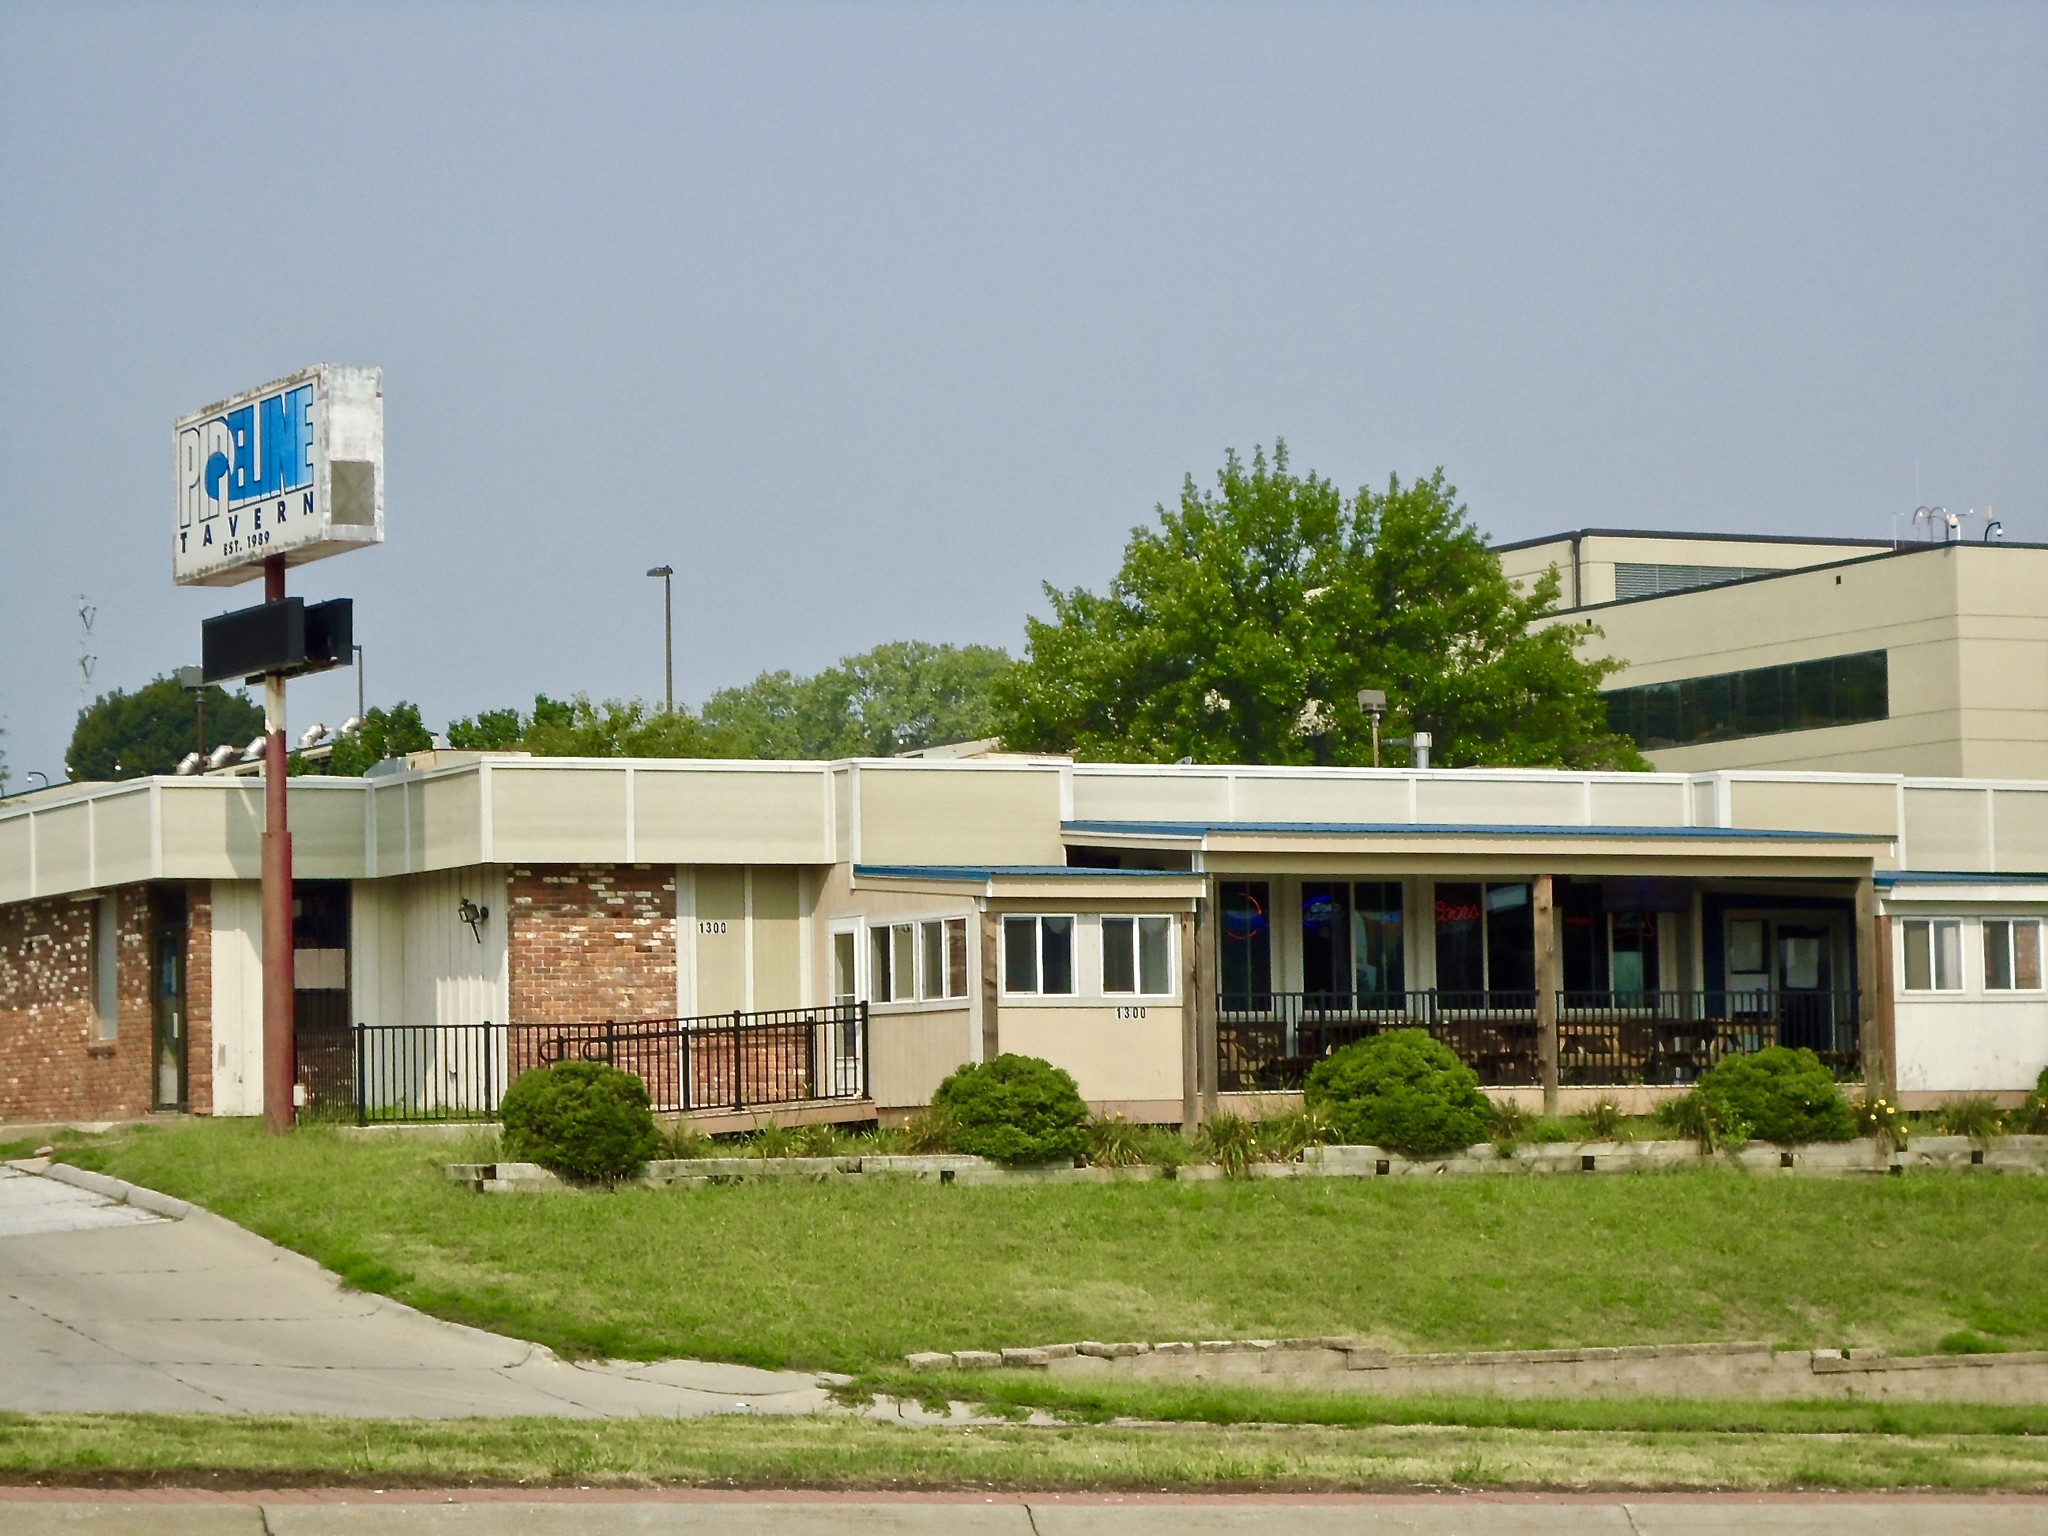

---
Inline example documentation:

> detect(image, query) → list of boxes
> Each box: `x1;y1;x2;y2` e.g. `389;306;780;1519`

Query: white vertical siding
208;880;265;1117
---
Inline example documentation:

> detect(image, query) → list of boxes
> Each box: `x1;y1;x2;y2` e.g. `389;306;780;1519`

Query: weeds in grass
1579;1096;1631;1142
658;1123;716;1160
876;1110;957;1155
1132;1123;1195;1168
1934;1095;2006;1145
1194;1113;1261;1178
1087;1115;1148;1168
1490;1099;1530;1139
1258;1104;1335;1161
2014;1068;2048;1135
1941;1329;2011;1355
1657;1089;1748;1153
747;1121;804;1158
1851;1091;1909;1152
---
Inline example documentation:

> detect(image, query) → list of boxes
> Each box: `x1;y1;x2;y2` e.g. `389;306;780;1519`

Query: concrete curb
31;1159;200;1219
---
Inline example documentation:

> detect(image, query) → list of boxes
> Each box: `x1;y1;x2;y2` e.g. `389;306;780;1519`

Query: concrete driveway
0;1163;836;1418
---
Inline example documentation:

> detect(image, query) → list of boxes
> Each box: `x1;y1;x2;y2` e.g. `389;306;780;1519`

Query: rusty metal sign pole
260;555;297;1135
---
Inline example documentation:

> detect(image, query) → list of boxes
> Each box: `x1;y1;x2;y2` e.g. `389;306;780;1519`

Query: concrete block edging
446;1135;2048;1193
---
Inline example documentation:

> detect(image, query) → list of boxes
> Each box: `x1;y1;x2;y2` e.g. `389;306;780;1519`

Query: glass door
1776;923;1833;1052
151;889;189;1112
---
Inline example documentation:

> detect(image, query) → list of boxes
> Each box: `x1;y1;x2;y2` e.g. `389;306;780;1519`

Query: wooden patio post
979;907;1001;1063
1855;872;1887;1091
1534;874;1559;1116
1194;896;1219;1120
1180;909;1200;1133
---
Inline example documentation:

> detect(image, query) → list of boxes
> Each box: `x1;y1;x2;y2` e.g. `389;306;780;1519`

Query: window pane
1934;920;1962;991
871;926;894;1002
833;932;857;1004
1902;920;1931;991
1138;916;1172;995
946;918;969;998
1003;916;1038;993
1218;881;1271;1003
1353;882;1405;998
893;926;917;1004
1728;918;1767;977
94;896;119;1041
2017;922;2042;990
1485;883;1535;997
1041;916;1075;995
1434;883;1485;996
920;920;945;1001
1300;882;1349;998
1102;916;1137;993
1985;920;2014;990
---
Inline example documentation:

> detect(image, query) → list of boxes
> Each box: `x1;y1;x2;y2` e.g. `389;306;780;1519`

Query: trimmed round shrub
1693;1046;1855;1147
499;1060;658;1182
931;1053;1090;1166
1303;1029;1493;1157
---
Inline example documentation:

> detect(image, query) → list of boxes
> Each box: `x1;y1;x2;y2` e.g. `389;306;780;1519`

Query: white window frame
1002;913;1077;997
869;916;971;1006
918;916;970;1002
1900;917;1963;993
1101;914;1176;997
1982;917;2045;993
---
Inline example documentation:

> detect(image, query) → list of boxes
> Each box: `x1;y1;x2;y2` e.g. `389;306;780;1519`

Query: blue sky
1;1;2041;780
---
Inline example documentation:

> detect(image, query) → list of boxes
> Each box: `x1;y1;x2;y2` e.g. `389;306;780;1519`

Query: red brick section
507;865;677;1027
0;888;147;1123
186;886;214;1117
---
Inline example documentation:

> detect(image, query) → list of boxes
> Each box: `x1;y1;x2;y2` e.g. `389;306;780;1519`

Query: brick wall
187;886;213;1117
0;888;149;1123
507;865;677;1025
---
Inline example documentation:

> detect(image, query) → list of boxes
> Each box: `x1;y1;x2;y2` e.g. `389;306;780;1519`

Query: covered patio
1062;817;1891;1113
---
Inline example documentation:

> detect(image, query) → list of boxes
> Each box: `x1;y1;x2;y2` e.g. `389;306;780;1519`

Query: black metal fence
296;1003;869;1125
1217;989;1861;1092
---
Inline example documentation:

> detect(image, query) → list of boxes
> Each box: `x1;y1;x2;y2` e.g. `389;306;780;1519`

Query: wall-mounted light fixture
458;898;490;944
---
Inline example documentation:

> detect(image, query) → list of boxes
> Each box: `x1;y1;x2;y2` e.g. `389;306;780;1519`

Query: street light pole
647;566;674;713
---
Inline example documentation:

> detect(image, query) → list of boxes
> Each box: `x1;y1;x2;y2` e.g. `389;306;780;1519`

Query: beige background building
1500;531;2048;779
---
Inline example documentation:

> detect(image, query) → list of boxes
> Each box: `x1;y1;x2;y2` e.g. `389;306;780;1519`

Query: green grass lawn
40;1119;2048;1374
5;1412;2048;1492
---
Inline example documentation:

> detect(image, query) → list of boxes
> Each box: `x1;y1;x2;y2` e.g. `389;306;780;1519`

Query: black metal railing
1556;989;1861;1086
297;1003;870;1125
1217;989;1861;1091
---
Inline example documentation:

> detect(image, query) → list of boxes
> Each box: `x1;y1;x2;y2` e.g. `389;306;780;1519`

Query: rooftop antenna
74;594;96;722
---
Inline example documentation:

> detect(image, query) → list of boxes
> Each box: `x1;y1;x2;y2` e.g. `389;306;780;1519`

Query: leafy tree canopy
66;675;266;782
446;695;728;759
704;640;1012;758
991;444;1643;769
325;703;435;777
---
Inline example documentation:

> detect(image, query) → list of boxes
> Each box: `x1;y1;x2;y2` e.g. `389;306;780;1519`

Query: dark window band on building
1604;650;1887;751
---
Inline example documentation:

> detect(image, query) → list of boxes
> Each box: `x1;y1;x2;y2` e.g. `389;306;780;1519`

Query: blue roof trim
854;864;1195;882
1876;870;2048;886
1061;819;1880;843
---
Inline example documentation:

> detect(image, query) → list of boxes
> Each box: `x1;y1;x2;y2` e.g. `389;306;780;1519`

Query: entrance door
151;889;189;1111
1776;923;1834;1052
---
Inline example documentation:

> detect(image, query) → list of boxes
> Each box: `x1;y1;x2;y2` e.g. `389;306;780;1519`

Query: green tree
325;703;436;776
66;676;267;781
705;640;1013;758
992;444;1642;769
445;695;732;760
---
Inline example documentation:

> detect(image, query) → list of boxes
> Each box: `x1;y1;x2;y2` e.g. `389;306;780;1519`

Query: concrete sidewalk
0;1495;2044;1533
0;1164;835;1418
